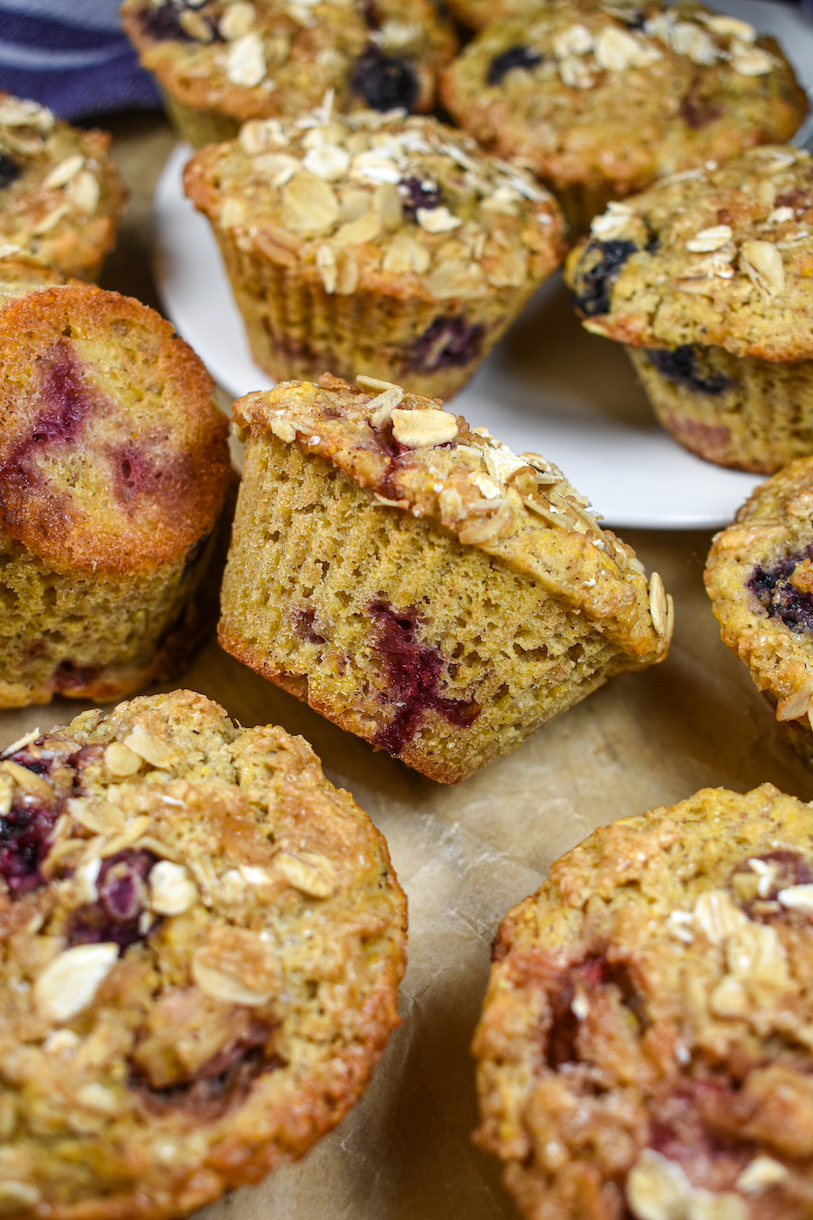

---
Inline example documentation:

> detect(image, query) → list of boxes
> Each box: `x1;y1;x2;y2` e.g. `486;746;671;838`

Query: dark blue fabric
0;2;161;120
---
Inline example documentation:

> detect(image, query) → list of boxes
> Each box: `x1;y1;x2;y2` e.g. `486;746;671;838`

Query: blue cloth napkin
0;0;161;120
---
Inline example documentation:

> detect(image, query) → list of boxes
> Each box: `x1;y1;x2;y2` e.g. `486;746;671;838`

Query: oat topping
185;106;564;300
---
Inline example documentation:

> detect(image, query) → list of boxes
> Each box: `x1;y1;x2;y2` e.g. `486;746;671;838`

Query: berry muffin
439;0;806;233
218;374;673;785
183;107;565;400
0;94;126;282
0;281;231;709
705;458;813;763
0;688;406;1219
120;0;458;148
567;146;813;472
474;781;813;1220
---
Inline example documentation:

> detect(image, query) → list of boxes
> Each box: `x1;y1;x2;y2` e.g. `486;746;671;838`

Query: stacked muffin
121;0;458;147
184;106;566;398
440;0;806;233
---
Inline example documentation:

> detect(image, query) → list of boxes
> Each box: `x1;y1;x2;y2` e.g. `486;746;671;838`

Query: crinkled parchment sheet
2;116;811;1220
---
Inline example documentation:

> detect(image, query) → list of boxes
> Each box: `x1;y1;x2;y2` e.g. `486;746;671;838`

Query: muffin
218;374;673;785
474;781;813;1220
567;146;813;472
439;0;807;233
120;0;458;148
442;0;568;31
0;688;406;1218
183;107;566;400
0;93;126;282
0;281;231;709
704;457;813;762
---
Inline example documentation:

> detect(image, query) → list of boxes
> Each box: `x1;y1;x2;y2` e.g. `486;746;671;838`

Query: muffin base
628;344;813;473
220;436;649;783
216;233;537;401
160;88;241;150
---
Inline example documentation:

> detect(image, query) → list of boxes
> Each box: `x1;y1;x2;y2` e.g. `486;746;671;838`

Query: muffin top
439;0;806;199
565;146;813;361
705;457;813;728
442;0;574;32
0;689;406;1218
233;373;672;664
121;0;457;121
0;94;127;282
0;283;230;575
184;106;566;303
474;781;813;1220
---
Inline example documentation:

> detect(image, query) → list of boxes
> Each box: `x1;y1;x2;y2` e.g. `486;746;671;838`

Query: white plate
151;0;813;530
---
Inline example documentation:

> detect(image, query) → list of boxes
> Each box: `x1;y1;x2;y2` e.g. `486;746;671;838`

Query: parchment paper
2;114;810;1220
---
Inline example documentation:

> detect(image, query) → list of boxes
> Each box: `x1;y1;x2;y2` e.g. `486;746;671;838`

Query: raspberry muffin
183;107;565;400
218;374;673;784
0;93;126;282
439;0;806;233
0;689;406;1219
0;281;231;708
705;458;813;762
567;145;813;472
120;0;458;147
474;782;813;1220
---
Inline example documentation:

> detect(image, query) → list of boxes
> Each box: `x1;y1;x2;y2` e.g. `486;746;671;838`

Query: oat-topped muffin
0;94;126;282
184;107;565;400
474;782;813;1220
439;0;806;233
219;374;672;784
121;0;458;147
705;458;813;762
567;146;813;472
0;689;406;1219
0;281;231;708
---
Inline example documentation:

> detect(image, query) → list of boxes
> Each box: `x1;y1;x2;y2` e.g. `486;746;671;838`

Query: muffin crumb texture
474;782;813;1219
0;689;406;1219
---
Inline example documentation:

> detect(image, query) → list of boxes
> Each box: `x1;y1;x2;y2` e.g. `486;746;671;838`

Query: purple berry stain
0;341;94;487
488;46;542;87
570;239;637;317
407;315;485;374
398;176;442;219
369;601;479;755
0;154;20;191
70;848;158;954
748;546;813;635
645;346;733;396
0;748;58;894
351;44;419;112
140;0;212;43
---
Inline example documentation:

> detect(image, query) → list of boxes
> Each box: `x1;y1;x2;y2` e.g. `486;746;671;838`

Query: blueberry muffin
0;93;126;282
218;374;672;785
183;108;565;400
704;458;813;762
0;281;231;708
439;0;806;233
0;688;406;1218
474;781;813;1220
567;146;813;472
120;0;458;148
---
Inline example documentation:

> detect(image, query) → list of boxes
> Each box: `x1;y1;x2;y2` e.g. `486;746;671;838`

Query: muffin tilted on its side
705;457;813;762
219;374;672;784
0;282;231;708
0;689;406;1218
440;0;806;233
0;93;126;282
567;146;813;472
474;783;813;1219
183;106;566;401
